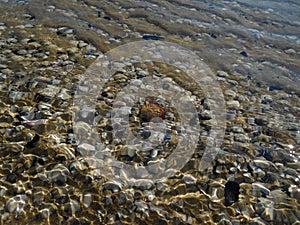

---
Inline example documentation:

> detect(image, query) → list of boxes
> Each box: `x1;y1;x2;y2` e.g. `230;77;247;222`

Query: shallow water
22;0;300;93
0;0;299;224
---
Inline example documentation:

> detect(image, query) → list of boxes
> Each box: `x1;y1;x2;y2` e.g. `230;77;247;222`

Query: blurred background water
4;0;296;94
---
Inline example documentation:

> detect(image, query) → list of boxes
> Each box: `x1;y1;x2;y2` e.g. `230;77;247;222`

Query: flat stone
9;91;29;101
182;174;197;184
216;70;229;77
284;48;296;55
63;199;81;215
255;117;268;126
7;38;18;43
82;193;92;208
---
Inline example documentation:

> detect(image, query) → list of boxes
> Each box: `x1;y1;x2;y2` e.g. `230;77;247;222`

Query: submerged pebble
224;181;240;206
6;195;28;214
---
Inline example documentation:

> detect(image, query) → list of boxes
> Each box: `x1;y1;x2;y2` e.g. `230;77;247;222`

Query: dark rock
240;51;248;57
26;134;40;148
288;125;298;131
163;134;171;142
258;148;273;161
255;117;268;126
6;172;18;183
141;130;151;139
101;91;108;97
51;187;69;203
224;181;240;206
210;33;217;39
103;16;111;20
268;85;283;91
142;35;164;40
86;51;97;56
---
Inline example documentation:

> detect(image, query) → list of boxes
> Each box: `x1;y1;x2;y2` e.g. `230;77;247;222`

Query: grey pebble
63;199;81;215
82;193;92;208
6;38;18;43
102;181;122;193
6;194;28;213
284;48;296;55
216;70;229;77
47;164;70;185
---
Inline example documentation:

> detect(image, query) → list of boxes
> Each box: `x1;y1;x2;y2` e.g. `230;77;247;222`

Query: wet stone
36;86;60;101
142;34;164;40
57;27;75;36
224;181;240;206
182;174;197;184
224;89;237;98
7;38;18;43
255;198;274;222
1;213;9;221
81;193;92;208
6;172;18;183
63;199;81;215
6;194;28;213
210;33;217;39
258;148;273;161
0;64;8;69
47;164;70;185
131;179;154;190
216;70;230;78
0;186;8;197
284;48;296;55
287;190;300;212
261;95;273;104
38;207;53;219
9;91;29;101
33;188;46;205
69;160;85;174
51;187;69;203
249;218;269;225
227;100;240;109
252;183;270;197
102;181;122;193
234;133;250;143
240;51;248;57
255;117;268;126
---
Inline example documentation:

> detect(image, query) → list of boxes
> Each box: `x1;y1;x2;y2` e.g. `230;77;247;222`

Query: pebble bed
0;0;299;225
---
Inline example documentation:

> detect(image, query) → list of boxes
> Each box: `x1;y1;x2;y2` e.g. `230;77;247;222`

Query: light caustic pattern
73;40;226;185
